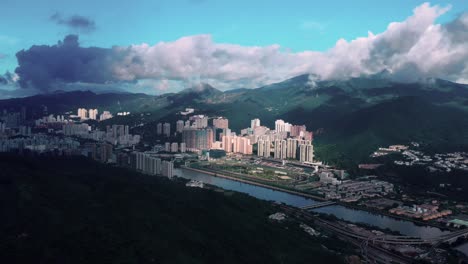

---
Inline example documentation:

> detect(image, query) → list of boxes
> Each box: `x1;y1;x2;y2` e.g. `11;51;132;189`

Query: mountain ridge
2;75;468;171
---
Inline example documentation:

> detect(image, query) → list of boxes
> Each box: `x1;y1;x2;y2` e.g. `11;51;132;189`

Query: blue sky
1;0;466;74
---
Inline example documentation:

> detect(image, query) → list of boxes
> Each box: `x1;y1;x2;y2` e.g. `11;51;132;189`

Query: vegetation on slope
0;154;345;264
2;76;468;172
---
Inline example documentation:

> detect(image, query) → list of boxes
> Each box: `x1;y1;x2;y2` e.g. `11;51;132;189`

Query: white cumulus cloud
108;2;467;90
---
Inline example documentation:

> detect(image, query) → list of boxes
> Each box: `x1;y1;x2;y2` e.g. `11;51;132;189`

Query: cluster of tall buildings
251;118;261;130
99;111;113;121
156;114;316;161
164;142;187;153
222;135;252;154
0;134;81;154
213;117;229;129
157;122;172;137
299;142;314;163
258;138;313;162
242;119;315;163
63;123;90;136
154;115;313;161
157;116;251;155
182;127;214;151
83;142;114;163
1;112;22;129
135;152;174;178
191;115;209;129
78;108;98;120
158;115;211;138
76;108;113;121
62;123;140;147
105;125;140;146
273;119;312;140
35;114;67;125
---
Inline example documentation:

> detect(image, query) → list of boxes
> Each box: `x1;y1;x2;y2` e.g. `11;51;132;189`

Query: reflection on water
176;168;449;238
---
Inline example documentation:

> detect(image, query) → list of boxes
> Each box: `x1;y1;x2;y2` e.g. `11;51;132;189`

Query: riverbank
181;166;326;201
182;166;454;232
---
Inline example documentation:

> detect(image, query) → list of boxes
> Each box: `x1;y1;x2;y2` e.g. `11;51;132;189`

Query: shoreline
180;166;326;201
181;166;454;231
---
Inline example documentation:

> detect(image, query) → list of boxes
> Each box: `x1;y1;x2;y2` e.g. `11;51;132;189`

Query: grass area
205;161;297;182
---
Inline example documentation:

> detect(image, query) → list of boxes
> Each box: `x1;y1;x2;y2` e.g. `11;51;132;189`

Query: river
176;168;450;239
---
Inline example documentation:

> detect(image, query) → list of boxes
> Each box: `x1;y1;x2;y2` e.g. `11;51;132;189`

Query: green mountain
2;75;468;170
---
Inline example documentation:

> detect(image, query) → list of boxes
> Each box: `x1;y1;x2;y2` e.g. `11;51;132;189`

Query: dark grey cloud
0;76;7;85
15;35;122;91
0;72;16;85
444;12;468;43
50;12;96;33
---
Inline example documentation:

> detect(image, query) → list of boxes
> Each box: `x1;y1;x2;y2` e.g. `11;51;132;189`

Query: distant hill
2;76;468;169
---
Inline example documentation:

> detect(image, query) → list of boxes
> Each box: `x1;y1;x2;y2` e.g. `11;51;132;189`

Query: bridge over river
284;204;468;246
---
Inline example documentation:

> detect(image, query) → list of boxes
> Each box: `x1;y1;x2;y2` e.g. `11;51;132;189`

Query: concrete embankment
181;166;326;201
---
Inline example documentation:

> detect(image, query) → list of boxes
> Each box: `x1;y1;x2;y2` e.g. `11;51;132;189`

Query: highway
278;204;468;263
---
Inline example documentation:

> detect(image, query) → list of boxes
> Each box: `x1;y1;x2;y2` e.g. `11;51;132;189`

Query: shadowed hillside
0;154;346;264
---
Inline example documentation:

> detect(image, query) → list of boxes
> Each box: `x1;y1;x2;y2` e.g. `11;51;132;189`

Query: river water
176;168;450;239
456;242;468;257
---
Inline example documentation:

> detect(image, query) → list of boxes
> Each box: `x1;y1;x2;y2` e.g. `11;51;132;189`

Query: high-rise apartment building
287;138;298;159
182;128;197;149
257;140;271;158
171;142;178;153
162;161;174;178
195;128;213;150
182;128;213;150
275;119;292;133
163;123;171;137
222;135;233;153
135;152;162;175
99;111;113;121
77;108;88;120
303;131;313;141
299;143;314;163
63;123;90;136
192;115;208;129
176;120;185;133
213;117;229;129
251;118;261;130
180;142;186;153
165;142;171;152
274;140;287;159
156;123;162;135
234;137;253;155
290;125;306;137
223;128;231;137
275;120;284;132
88;109;98;120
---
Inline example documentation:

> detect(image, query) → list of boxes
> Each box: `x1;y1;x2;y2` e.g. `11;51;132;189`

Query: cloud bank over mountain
12;3;468;93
